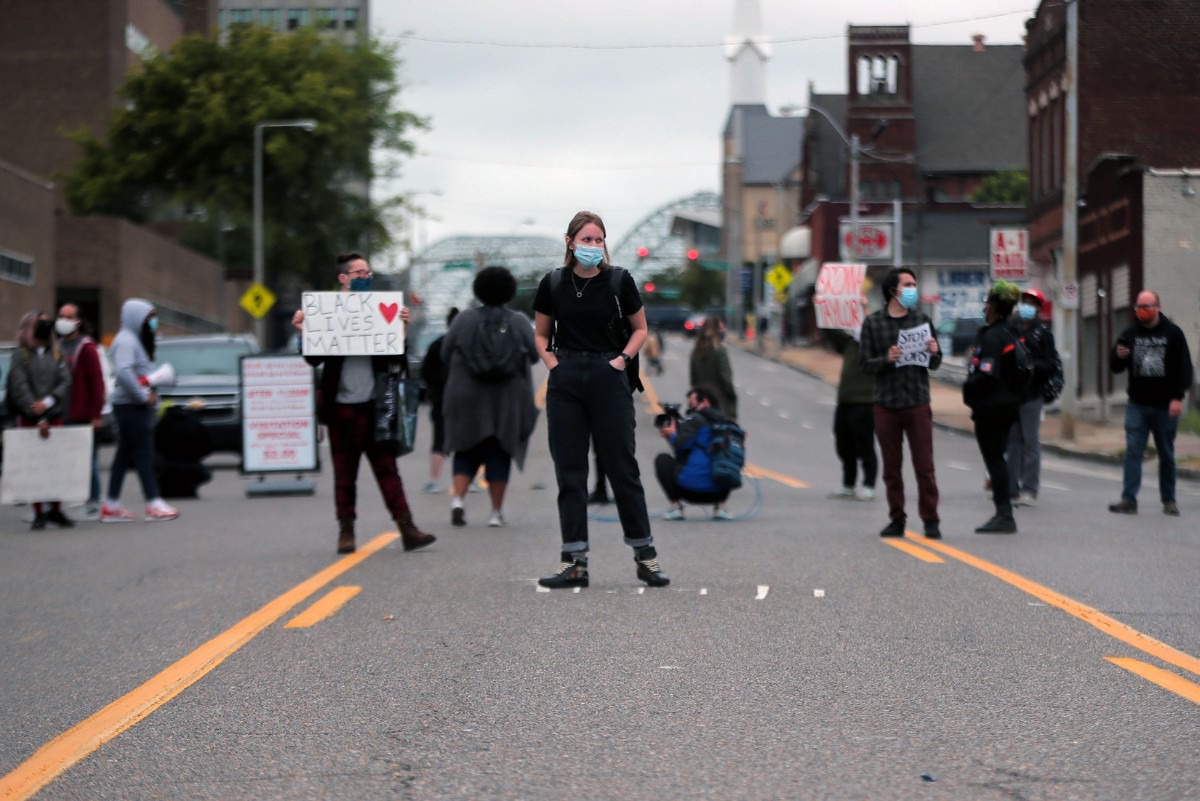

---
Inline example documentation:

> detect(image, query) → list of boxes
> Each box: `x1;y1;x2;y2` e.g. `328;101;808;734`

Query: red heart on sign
379;303;399;324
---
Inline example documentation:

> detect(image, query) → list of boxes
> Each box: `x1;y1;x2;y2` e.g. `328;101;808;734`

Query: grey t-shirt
336;355;374;404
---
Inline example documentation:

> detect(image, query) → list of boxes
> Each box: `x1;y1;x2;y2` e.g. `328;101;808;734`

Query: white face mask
56;318;78;337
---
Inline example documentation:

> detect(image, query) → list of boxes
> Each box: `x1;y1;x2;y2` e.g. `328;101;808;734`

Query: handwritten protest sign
300;292;406;356
897;323;932;368
1;426;91;505
813;262;867;330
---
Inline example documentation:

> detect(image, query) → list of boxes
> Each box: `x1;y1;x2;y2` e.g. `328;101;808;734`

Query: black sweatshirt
1109;313;1194;408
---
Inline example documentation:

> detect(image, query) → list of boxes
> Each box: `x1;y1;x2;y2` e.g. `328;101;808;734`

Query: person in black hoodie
962;281;1025;533
1108;290;1194;516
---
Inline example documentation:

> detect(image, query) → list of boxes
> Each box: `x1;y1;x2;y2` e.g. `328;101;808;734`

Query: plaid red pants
328;401;410;521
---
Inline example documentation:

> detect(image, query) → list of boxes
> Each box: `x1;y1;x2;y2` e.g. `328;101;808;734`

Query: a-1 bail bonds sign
0;426;92;505
240;355;318;474
300;291;406;356
990;228;1029;281
813;262;867;330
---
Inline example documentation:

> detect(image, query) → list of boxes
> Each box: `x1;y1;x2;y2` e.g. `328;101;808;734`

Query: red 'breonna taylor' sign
813;263;867;331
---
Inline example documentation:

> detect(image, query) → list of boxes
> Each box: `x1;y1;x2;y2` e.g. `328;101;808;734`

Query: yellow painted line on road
283;585;362;629
883;538;945;563
907;534;1200;679
1106;657;1200;706
743;463;808;489
0;533;399;801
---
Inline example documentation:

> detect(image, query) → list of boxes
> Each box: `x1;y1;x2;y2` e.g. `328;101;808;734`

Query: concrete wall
1142;172;1200;359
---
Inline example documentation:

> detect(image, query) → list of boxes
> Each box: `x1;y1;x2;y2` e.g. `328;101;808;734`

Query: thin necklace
570;270;596;298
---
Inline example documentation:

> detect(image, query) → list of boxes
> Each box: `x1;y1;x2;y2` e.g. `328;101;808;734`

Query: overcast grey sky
371;1;1035;266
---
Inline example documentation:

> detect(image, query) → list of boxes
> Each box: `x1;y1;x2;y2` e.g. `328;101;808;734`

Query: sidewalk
733;337;1200;477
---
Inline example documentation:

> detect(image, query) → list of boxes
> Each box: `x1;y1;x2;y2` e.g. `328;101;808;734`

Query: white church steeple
725;0;772;105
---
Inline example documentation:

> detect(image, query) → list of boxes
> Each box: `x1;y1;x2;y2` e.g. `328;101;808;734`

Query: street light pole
253;119;317;346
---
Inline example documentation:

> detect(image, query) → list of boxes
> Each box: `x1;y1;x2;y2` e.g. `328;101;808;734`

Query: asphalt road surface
2;335;1198;800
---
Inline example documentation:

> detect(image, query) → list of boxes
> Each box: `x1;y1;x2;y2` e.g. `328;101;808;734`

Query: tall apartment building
217;1;369;45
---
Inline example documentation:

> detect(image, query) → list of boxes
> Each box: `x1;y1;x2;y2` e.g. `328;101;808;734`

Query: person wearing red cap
1004;288;1061;507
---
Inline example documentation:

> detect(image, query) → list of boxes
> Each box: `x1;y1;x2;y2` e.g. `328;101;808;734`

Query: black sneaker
1108;499;1137;514
879;519;905;537
451;506;466;527
1163;502;1180;516
539;558;589;589
634;548;670;587
586;489;610;505
974;515;1016;534
45;509;75;528
924;520;942;539
31;512;48;531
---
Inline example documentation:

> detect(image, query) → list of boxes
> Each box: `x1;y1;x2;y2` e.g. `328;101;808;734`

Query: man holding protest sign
292;252;435;555
816;267;877;502
859;267;943;538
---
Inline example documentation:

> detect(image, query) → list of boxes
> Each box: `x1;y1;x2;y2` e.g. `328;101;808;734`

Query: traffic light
643;281;656;293
686;248;700;263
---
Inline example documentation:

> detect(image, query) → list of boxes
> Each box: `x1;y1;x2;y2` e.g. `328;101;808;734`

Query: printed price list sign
240;356;318;473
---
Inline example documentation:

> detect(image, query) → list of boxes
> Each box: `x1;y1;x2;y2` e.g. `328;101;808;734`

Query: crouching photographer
654;387;734;521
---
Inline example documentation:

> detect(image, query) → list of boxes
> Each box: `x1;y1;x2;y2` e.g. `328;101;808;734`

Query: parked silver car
152;334;260;454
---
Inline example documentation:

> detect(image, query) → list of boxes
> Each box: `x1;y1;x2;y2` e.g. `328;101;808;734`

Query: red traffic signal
637;246;650;259
686;248;700;261
643;281;656;293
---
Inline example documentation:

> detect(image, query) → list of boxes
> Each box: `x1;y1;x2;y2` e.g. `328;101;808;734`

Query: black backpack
460;308;525;383
707;417;746;490
1006;329;1035;395
1042;351;1064;403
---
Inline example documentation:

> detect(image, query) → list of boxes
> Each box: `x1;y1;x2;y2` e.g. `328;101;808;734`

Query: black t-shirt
532;267;643;353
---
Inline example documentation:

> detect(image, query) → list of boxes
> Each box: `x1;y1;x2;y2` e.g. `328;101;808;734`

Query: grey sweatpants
1005;398;1043;498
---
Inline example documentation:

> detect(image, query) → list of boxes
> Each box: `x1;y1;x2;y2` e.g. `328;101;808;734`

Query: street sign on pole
240;283;276;320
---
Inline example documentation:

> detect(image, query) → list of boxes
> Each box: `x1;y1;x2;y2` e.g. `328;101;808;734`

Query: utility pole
1060;0;1079;440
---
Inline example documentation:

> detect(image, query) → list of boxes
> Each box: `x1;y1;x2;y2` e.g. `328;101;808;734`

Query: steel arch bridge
609;190;721;274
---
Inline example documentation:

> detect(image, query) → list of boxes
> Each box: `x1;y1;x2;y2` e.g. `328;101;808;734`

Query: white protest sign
241;356;319;473
813;262;867;330
1;426;92;505
300;291;406;356
897;322;932;368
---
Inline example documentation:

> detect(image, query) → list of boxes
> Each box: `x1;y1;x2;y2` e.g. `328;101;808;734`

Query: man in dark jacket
293;252;435;554
1108;290;1194;516
654;387;733;521
1004;289;1059;507
419;306;458;494
963;281;1025;534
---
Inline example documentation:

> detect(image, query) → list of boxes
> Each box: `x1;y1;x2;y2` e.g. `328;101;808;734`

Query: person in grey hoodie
101;299;178;523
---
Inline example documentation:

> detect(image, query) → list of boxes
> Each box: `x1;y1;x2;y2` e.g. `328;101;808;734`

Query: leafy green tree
679;263;726;310
971;170;1028;205
62;24;426;288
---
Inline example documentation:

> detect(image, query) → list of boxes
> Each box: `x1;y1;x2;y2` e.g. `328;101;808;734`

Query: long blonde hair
561;210;611;270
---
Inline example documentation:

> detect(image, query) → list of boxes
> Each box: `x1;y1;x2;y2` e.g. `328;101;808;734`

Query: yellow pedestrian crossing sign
766;264;793;292
240;283;276;319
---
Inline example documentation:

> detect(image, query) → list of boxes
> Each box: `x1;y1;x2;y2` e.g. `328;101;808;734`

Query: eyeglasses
346;269;372;278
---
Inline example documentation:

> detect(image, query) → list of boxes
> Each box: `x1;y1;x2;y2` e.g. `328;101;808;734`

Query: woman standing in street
689;316;738;421
440;267;539;528
532;210;669;589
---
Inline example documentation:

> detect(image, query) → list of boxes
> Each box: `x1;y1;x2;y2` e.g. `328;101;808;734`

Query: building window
857;54;899;96
287;9;308;30
0;250;34;285
343;8;358;29
317;9;338;29
229;9;255;25
260;9;282;29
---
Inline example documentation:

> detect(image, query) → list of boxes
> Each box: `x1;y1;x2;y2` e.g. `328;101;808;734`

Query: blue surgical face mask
573;245;604;268
147;317;159;332
349;276;372;291
898;286;919;309
1017;303;1038;321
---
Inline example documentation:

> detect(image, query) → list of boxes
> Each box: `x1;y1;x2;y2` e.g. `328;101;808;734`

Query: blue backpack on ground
707;418;746;490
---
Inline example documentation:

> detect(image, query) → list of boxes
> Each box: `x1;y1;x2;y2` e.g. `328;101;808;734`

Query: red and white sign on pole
989;228;1029;281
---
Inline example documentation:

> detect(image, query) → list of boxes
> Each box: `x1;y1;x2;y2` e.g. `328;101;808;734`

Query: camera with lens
654;403;684;429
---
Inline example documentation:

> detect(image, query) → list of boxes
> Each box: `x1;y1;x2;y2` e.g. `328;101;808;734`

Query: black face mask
34;319;54;340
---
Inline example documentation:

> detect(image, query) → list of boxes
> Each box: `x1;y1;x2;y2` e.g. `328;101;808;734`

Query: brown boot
337;517;355;554
396;509;435;552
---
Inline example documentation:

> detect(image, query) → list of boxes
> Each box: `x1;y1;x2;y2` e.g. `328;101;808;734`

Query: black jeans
654;453;729;505
972;405;1019;512
833;402;877;488
546;352;652;556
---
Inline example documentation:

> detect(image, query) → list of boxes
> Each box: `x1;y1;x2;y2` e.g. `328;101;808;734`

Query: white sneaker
145;500;179;522
80;501;102;521
857;487;875;501
827;487;856;499
1017;493;1038;508
100;503;136;523
421;481;442;494
487;510;505;528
